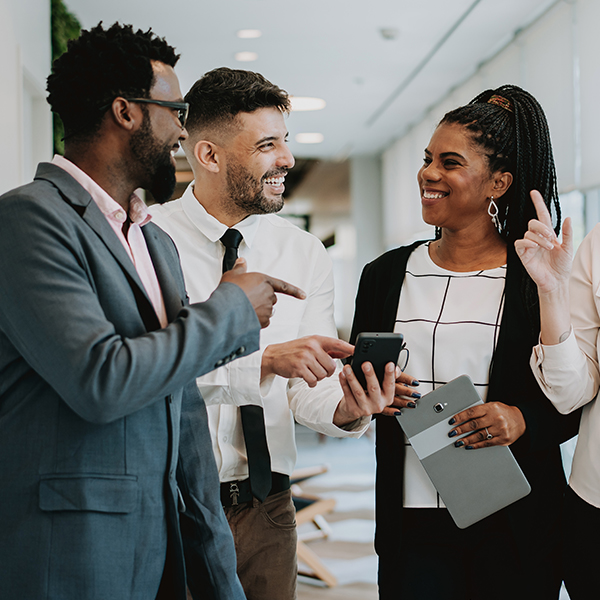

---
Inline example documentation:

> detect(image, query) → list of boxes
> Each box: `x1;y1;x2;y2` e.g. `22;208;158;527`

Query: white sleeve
196;349;270;408
289;365;371;437
286;246;370;437
530;225;600;413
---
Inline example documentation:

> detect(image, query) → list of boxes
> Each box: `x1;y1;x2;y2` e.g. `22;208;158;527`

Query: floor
293;423;571;600
294;424;378;600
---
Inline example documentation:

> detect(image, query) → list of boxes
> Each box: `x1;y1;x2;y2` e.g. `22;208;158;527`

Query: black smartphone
350;332;404;389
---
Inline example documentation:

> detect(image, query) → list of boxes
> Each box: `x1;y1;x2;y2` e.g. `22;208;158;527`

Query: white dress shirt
395;243;506;507
531;222;600;509
150;183;369;481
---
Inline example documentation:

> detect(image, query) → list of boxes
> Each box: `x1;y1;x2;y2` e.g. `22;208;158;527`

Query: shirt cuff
335;415;371;434
302;385;371;438
228;348;265;407
533;327;581;371
197;349;265;408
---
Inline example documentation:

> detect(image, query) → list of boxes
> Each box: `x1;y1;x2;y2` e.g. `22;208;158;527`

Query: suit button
215;359;224;367
238;346;245;354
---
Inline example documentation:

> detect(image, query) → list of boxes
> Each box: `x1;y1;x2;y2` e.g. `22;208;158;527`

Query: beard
225;161;285;216
129;116;176;204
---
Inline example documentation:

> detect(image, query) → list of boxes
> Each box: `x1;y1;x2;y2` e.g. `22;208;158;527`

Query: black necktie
220;229;272;502
221;228;243;273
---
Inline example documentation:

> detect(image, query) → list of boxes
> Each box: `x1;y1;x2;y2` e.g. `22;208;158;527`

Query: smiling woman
347;85;580;599
418;121;512;269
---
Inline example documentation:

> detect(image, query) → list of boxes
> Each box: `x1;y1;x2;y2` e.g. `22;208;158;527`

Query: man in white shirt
150;67;399;599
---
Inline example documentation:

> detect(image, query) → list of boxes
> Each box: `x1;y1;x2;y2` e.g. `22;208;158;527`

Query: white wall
381;0;600;248
0;0;53;195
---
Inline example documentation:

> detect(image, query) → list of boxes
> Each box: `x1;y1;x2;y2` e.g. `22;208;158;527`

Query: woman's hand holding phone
334;361;420;426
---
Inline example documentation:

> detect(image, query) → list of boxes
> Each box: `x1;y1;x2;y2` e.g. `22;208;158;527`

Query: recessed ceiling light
235;51;258;62
295;133;324;144
237;29;262;39
290;97;326;112
380;27;399;40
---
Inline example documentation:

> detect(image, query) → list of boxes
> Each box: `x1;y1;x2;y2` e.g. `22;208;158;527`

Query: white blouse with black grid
395;242;506;508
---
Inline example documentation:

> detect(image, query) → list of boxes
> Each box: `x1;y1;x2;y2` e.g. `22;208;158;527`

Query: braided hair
437;84;561;330
438;84;560;241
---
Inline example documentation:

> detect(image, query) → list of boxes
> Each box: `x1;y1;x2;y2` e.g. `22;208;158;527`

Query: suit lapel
142;224;184;323
82;202;148;289
35;163;160;331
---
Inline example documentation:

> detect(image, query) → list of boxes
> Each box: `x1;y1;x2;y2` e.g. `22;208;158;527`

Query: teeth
264;176;285;185
423;190;447;199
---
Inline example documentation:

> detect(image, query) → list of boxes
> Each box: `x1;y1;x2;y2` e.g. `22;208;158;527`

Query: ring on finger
485;427;493;440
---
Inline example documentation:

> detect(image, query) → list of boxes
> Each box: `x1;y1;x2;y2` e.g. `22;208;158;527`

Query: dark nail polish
448;418;456;425
407;402;416;408
448;430;457;438
465;445;474;450
411;392;421;399
454;440;464;448
412;380;420;386
394;411;402;416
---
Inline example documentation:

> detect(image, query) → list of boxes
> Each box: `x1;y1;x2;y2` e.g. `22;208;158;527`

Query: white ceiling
66;0;557;159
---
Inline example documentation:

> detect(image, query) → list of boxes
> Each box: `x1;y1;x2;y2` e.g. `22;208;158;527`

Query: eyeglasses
124;98;189;129
100;98;189;129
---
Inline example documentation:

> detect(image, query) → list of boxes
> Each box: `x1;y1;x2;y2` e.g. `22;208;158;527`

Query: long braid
439;85;560;335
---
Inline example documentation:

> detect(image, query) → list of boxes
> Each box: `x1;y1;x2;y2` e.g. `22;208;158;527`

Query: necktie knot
220;228;243;250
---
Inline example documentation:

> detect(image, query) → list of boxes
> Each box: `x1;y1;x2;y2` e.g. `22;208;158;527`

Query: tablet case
396;375;531;529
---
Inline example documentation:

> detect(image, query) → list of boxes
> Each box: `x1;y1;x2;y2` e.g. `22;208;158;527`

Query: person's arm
0;191;261;424
288;249;419;435
192;241;357;429
196;334;354;410
280;251;371;435
515;190;573;345
531;225;600;413
515;190;600;412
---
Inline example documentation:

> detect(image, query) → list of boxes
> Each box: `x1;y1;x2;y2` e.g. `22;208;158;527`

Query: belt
221;472;290;507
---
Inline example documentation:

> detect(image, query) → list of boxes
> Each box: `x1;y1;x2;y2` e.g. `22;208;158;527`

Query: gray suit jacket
0;163;257;599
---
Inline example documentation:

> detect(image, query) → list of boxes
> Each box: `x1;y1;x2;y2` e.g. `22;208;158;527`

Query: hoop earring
487;196;502;233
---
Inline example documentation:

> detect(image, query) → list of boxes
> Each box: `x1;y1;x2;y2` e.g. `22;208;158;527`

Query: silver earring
488;196;502;233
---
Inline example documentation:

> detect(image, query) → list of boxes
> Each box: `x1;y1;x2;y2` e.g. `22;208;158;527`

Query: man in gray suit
0;23;303;600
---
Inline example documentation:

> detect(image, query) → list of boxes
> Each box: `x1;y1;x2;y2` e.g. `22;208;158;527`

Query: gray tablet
397;375;531;529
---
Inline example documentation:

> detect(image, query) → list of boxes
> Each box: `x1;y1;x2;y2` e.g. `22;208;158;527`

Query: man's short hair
184;67;291;137
47;22;179;142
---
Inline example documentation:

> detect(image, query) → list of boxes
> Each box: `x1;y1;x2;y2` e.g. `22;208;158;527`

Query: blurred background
3;0;598;340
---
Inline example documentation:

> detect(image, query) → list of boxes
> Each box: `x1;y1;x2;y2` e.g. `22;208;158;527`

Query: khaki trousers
224;489;297;600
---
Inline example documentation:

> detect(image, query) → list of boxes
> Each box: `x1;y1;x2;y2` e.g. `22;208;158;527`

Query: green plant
50;0;81;154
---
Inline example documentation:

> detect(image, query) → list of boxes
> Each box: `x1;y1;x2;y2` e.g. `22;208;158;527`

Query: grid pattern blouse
394;242;506;508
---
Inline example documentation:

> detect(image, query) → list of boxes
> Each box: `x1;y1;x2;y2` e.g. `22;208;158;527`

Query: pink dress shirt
51;155;168;328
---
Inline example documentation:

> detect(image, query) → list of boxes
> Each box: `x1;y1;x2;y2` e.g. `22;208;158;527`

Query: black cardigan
350;241;580;578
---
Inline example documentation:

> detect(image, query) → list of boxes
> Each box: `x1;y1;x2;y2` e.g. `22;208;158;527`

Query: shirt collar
180;182;261;248
51;155;152;227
